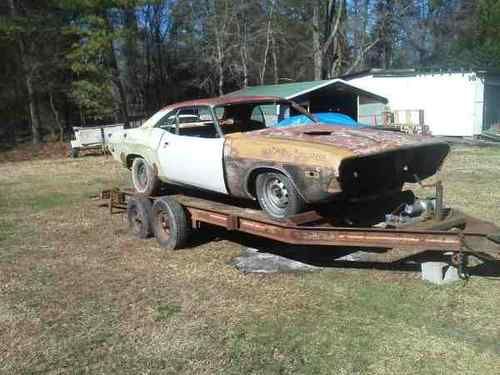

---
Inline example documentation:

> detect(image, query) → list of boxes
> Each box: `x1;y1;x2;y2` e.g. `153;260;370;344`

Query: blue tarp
276;112;366;128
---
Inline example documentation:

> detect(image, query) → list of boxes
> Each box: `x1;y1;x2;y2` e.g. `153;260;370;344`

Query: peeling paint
224;124;449;203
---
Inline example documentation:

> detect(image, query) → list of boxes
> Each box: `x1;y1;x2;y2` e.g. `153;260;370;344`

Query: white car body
109;109;227;193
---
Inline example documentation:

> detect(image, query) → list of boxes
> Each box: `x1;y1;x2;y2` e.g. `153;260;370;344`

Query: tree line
1;0;499;145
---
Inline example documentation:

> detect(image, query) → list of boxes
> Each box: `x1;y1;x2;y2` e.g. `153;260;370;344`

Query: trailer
98;185;500;278
70;124;124;158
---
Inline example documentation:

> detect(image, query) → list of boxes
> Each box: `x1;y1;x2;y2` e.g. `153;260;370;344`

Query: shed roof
340;68;495;80
227;79;388;103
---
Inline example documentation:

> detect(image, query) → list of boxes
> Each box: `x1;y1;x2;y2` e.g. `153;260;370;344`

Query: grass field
0;146;499;374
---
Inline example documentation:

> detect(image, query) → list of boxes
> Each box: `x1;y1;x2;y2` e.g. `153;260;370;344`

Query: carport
227;79;388;122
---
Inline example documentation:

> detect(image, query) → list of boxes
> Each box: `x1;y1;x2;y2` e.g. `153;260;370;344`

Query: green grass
0;220;16;242
0;147;499;374
154;302;182;321
222;272;499;374
411;145;500;223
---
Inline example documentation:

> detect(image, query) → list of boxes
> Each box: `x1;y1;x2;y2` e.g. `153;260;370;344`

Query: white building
343;69;500;137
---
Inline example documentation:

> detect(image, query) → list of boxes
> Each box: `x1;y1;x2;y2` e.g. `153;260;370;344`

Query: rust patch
226;132;349;169
245;124;446;157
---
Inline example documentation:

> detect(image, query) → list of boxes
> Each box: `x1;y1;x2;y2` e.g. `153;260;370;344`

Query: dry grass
0;146;499;374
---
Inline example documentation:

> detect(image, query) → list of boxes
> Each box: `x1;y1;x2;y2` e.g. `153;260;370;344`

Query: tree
202;0;237;95
452;0;500;69
1;0;498;148
6;0;43;144
369;0;396;69
65;1;135;127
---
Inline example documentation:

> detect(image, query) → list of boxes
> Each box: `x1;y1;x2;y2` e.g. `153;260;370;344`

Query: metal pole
435;181;444;221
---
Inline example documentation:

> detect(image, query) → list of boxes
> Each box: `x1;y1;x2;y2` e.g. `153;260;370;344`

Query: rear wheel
131;157;160;196
255;172;305;220
127;196;153;239
152;197;191;250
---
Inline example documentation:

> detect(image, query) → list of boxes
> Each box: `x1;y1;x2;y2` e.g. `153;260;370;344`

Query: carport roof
227;79;388;104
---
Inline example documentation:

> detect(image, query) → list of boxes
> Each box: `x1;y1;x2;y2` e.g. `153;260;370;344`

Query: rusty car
108;96;450;220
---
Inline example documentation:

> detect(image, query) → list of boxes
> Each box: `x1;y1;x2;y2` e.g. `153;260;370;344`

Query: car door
157;106;228;194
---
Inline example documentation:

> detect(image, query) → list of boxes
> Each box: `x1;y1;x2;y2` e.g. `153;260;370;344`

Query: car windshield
213;100;317;135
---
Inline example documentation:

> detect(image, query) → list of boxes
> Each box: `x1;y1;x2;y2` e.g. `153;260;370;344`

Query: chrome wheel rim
264;177;289;211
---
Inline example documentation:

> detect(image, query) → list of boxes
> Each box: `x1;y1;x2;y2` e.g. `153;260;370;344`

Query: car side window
250;105;266;126
155;110;177;133
175;106;220;138
177;108;199;124
214;107;225;120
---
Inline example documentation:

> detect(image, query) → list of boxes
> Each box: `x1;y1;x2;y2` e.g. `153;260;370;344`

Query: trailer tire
152;197;191;250
131;157;160;196
127;196;153;239
256;171;305;220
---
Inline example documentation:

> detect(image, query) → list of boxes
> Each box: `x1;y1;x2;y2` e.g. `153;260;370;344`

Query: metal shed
227;79;388;124
342;69;500;137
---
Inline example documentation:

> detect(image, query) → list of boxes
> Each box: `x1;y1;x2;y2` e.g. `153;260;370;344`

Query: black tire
70;146;79;158
255;172;305;220
131;157;160;196
127;196;153;239
152;197;191;250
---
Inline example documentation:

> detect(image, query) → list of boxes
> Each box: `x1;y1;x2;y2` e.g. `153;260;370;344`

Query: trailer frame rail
96;189;500;262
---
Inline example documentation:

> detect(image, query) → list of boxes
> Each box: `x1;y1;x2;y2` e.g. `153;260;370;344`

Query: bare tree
312;0;346;79
259;1;276;84
271;33;279;84
312;3;322;80
104;11;130;128
235;9;250;88
202;0;236;95
48;90;64;142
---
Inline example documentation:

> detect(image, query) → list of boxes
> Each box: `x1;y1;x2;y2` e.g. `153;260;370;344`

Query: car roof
161;95;287;111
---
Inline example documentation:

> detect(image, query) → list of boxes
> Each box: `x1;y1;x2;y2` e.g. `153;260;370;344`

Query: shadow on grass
186;225;500;278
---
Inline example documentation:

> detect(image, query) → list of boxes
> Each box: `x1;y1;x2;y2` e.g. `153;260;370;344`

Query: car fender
243;164;307;201
116;127;162;172
223;135;338;204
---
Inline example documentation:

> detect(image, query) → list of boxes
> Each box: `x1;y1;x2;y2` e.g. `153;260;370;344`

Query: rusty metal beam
185;205;496;252
99;189;500;256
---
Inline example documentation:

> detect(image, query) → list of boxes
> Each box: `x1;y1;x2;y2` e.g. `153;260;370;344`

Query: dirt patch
0;142;70;163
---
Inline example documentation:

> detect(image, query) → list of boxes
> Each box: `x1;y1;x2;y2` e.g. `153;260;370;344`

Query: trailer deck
98;188;500;268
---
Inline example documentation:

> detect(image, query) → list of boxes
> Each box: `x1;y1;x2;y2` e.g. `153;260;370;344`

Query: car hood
245;124;444;156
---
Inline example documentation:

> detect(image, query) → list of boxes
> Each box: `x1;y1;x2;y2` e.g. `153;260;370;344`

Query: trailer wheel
127;196;153;239
131;157;160;196
152;197;191;250
256;171;305;220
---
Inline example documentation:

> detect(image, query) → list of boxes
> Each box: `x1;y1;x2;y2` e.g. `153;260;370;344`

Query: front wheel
255;172;305;220
131;157;160;196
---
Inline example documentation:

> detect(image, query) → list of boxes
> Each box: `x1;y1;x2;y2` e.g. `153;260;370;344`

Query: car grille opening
338;143;450;197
